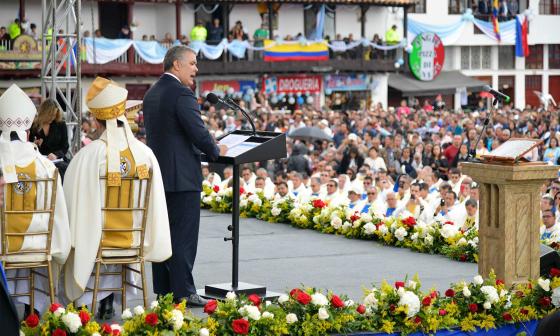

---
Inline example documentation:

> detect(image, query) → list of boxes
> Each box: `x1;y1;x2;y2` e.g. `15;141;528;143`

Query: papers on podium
219;133;259;157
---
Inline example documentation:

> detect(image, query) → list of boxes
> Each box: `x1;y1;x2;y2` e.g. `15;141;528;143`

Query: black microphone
483;85;510;103
206;92;256;135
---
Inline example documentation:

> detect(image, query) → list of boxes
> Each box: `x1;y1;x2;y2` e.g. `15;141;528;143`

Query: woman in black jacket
30;99;69;177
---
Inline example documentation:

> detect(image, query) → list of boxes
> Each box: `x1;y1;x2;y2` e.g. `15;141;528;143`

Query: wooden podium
462;139;558;285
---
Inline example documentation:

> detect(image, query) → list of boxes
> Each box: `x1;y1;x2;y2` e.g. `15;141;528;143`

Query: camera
440;199;445;206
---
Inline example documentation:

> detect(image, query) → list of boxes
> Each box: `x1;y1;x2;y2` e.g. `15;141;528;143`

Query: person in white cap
62;77;171;319
0;84;71;315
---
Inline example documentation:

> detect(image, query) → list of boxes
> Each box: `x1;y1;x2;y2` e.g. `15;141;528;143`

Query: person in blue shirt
543;137;560;165
385;191;398;217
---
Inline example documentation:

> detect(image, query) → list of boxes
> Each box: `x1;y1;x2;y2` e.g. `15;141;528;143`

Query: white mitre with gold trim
0;84;37;183
86;77;148;186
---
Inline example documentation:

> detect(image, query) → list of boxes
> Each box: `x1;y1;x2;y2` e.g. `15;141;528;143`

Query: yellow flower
459;314;478;332
551;277;560;289
380;320;395;334
84;321;100;334
478;313;496;330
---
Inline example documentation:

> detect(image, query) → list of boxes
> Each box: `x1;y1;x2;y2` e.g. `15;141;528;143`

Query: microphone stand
225;97;257;136
468;98;500;162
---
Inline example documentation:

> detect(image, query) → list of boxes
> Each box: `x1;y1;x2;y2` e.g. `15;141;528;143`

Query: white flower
111;324;122;332
363;222;376;235
150;301;159;309
378;224;388;234
457;238;467;246
331;216;342;229
61;312;82;333
262;311;274;319
538;278;551;292
345;299;355;307
54;307;65;317
278;294;289;304
424;234;433;245
342;221;352;230
361;213;372;223
202;180;211;187
226;291;237;300
271;207;282;216
398;291;421;317
286;313;298;324
363;292;378;308
483;301;492;310
199;328;210;336
92;333;101;336
311;293;329;306
171;309;184;330
134;305;145;315
248;194;259;202
240;305;261;320
440;224;459;239
318;307;329;320
407;280;417;290
481;286;499;303
240;199;248;208
215;196;222;202
473;275;484;285
552;287;560;307
394;227;408;241
299;214;307;222
121;308;133;320
411;232;419;241
468;239;478;248
463;286;471;297
20;332;25;336
203;196;212;204
397;287;406;297
500;289;508;297
265;300;272;307
313;215;320;224
253;198;262;207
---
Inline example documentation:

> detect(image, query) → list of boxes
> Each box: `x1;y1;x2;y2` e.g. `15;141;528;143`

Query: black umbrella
288;126;333;142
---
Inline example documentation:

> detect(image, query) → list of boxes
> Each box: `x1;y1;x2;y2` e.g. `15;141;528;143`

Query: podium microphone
483;85;511;103
206;92;256;135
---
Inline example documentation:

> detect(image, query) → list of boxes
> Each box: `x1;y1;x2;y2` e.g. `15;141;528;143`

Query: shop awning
388;71;488;97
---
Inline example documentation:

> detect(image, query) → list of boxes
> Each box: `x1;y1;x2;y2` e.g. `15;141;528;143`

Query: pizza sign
409;32;445;81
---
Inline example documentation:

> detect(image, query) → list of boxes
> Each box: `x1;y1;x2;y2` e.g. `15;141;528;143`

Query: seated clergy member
541;209;560;242
63;77;172;318
0;84;71;314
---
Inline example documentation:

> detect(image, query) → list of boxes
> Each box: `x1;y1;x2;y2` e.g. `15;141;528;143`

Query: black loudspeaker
540;244;560;277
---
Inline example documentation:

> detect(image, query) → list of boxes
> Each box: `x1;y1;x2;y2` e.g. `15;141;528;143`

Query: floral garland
201;184;479;263
20;272;560;335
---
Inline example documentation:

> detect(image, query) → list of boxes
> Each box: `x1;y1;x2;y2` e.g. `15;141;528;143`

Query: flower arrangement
21;273;560;335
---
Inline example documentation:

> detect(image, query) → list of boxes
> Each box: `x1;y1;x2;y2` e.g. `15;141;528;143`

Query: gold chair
85;170;152;313
0;173;58;310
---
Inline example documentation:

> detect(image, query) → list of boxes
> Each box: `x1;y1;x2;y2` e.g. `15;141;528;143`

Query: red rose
52;329;67;336
502;312;513;321
515;291;525;298
445;221;454;225
469;303;478;313
25;313;40;328
414;316;422;324
539;296;552;307
49;303;62;313
145;312;158;326
389;304;396;312
79;310;90;325
112;330;121;336
550;267;560;278
312;199;326;209
395;281;405;289
403;216;416;227
232;318;250;334
213;185;220;193
496;279;505;286
459;254;467;262
290;288;302;298
430;291;438;299
248;294;261;306
422;296;432;306
521;308;529;315
439;309;447;316
102;323;112;334
350;213;360;222
330;295;345;308
239;187;245;194
356;304;366;314
204;300;218;315
297;291;312;305
445;289;455;297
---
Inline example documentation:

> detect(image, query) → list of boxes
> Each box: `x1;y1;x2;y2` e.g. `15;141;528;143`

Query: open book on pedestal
481;138;543;164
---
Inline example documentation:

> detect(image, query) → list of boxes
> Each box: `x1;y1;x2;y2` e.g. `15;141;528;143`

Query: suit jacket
143;74;219;192
0;265;20;336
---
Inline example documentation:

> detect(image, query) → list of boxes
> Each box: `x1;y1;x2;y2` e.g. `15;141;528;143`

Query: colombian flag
491;0;501;41
263;40;329;62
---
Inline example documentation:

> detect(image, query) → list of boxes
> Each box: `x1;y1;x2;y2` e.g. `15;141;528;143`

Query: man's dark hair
276;181;288;189
465;199;478;208
447;191;457;201
163;45;196;71
418;182;429;192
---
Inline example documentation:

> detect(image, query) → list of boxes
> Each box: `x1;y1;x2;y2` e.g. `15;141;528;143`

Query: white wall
81;1;99;36
229;4;261;38
364;7;392;40
371;74;388;109
182;4;195;38
334;6;360;38
276;4;304;39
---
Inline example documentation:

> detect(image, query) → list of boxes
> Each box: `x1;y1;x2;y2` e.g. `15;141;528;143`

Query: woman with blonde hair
30;99;69;176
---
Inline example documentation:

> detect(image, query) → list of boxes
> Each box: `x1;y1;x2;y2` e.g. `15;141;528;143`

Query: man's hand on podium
219;144;228;156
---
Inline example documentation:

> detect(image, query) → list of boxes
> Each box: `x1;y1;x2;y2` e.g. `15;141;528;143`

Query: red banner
200;80;241;94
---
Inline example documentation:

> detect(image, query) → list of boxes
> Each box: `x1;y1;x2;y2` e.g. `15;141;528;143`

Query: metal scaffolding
41;0;82;154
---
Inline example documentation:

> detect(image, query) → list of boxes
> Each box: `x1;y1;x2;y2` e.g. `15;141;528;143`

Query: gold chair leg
121;264;126;312
29;268;35;313
91;262;102;314
47;262;55;304
140;261;148;308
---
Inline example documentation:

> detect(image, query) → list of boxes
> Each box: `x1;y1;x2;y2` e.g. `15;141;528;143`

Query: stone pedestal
462;162;558;285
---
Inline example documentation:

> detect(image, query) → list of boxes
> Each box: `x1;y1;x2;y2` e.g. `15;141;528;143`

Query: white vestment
63;130;171;304
3;141;70;313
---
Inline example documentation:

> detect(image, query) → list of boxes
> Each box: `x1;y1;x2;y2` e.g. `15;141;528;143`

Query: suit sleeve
175;91;220;161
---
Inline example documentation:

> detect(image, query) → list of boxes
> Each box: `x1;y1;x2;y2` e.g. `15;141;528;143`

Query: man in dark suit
143;45;227;307
0;170;21;335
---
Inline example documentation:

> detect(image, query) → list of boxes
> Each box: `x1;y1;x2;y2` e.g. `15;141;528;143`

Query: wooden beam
176;0;182;39
267;2;273;39
19;0;25;21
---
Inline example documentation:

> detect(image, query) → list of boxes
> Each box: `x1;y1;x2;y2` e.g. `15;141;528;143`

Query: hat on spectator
0;84;37;183
348;133;358;141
